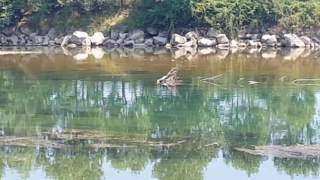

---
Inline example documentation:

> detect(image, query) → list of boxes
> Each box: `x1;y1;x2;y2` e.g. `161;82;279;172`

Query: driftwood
0;129;187;150
235;145;320;159
157;68;182;86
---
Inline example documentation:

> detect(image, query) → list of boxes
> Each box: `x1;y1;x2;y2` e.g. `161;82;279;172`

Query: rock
179;40;197;47
171;34;187;45
134;37;145;44
146;27;158;36
90;32;105;46
230;40;239;48
103;39;116;47
81;38;91;46
145;38;154;46
116;38;124;45
73;31;89;38
34;36;43;45
42;36;50;46
207;28;218;38
129;29;144;40
217;43;230;49
19;25;33;35
49;40;55;46
133;43;147;48
110;29;119;40
61;35;72;47
2;27;16;36
119;32;128;39
185;31;199;41
261;34;277;47
247;40;262;48
281;34;305;48
245;34;260;41
91;47;105;59
198;38;216;47
54;37;64;45
153;36;167;46
47;28;56;40
7;35;19;46
238;41;247;48
300;36;313;48
124;40;134;47
216;34;229;44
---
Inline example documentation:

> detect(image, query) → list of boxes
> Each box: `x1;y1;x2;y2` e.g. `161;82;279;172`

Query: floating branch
292;79;320;86
235;144;320;159
157;68;183;87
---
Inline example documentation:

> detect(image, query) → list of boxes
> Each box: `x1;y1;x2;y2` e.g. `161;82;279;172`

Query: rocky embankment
1;26;320;51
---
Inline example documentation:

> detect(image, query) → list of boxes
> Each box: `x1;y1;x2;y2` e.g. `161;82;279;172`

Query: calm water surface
0;48;320;180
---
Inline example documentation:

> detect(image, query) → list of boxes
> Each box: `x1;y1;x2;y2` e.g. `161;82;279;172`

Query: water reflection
0;50;320;179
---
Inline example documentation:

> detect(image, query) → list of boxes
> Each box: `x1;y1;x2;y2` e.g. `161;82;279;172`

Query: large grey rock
216;34;229;44
281;34;305;48
261;34;277;47
171;34;187;45
34;36;43;45
90;32;105;46
198;38;216;47
207;28;218;38
153;36;167;46
247;40;262;48
119;32;128;39
103;39;116;47
185;31;199;41
134;37;145;44
54;37;64;45
129;29;144;40
73;31;89;38
146;27;158;36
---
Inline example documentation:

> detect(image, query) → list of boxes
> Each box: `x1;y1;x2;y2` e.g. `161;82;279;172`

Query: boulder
145;38;154;46
261;34;277;47
230;40;239;48
198;38;216;47
153;36;167;46
124;39;134;47
216;34;229;44
19;25;33;36
185;31;199;41
129;29;144;40
54;37;64;45
103;39;116;47
61;35;72;47
110;29;119;40
146;27;158;36
81;38;91;46
42;36;50;46
73;31;89;38
300;36;313;48
7;35;19;46
119;32;128;39
2;27;16;36
134;37;145;44
247;40;262;48
207;28;219;38
171;34;187;45
281;34;305;48
90;32;105;46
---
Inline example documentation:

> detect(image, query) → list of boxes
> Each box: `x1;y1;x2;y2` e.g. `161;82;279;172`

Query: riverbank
1;26;320;51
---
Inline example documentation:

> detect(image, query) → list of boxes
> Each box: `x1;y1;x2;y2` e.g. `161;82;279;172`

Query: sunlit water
0;47;320;180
